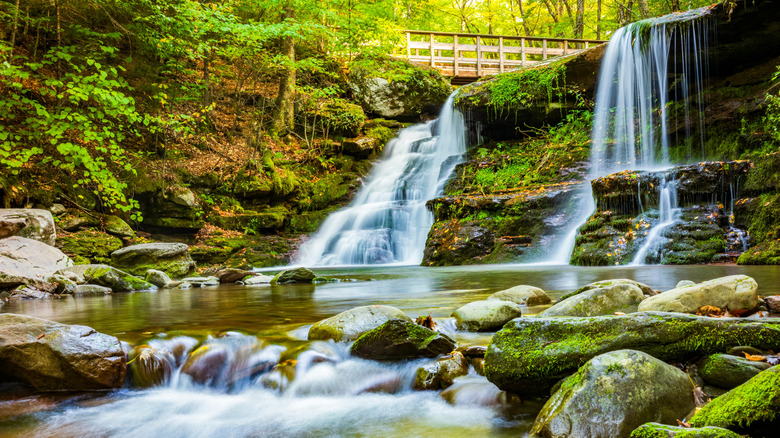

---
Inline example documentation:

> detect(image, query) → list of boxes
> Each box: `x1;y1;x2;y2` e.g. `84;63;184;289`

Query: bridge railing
404;30;606;78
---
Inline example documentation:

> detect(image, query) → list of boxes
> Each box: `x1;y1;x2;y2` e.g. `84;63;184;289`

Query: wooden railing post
406;32;411;58
476;35;482;77
521;37;526;66
429;33;435;67
563;40;568;55
542;39;548;60
499;36;505;73
453;34;459;77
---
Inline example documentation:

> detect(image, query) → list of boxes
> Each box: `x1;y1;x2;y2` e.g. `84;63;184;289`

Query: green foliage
486;61;569;115
764;66;780;144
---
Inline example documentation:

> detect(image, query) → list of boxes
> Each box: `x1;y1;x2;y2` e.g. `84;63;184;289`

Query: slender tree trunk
542;0;560;23
272;5;296;134
575;0;584;39
9;0;21;56
638;0;650;19
517;0;531;36
596;0;602;39
203;50;212;109
55;0;61;79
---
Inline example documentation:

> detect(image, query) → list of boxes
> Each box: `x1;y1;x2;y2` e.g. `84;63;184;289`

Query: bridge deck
404;30;606;84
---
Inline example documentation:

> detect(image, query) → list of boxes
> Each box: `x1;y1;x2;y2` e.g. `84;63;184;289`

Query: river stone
562;279;657;301
630;422;742;437
0;313;126;391
440;376;521;408
488;285;551;306
539;283;645;317
58;264;156;292
697;353;771;389
0;209;56;245
638;275;758;314
272;267;316;284
691;365;780;436
181;276;219;287
144;269;172;288
215;268;255;284
129;346;174;388
309;305;412;342
243;274;274;285
676;280;697;288
46;274;77;294
765;295;780;313
413;351;469;390
451;300;522;331
181;343;232;386
350;319;456;360
110;242;195;278
484;312;780;395
72;284;113;296
103;215;134;238
0;236;73;281
532;350;695;438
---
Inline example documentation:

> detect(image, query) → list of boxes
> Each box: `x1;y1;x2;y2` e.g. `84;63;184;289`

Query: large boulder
350;319;455;360
57;264;156;292
0;236;72;294
562;279;657;300
0;209;56;245
484;312;780;395
111;242;196;278
691;365;780;436
638;275;759;314
697;353;771;389
451;300;522;331
630;423;742;437
488;285;551;306
308;305;412;342
0;313;126;391
539;283;645;317
272;267;316;284
532;350;695;438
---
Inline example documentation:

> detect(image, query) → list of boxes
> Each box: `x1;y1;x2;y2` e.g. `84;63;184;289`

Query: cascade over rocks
451;300;522;331
308;305;412;342
539;283;645;317
488;285;551;306
0;209;56;245
350;319;456;360
484;312;780;395
531;350;695;438
638;275;759;314
111;243;196;278
0;313;126;391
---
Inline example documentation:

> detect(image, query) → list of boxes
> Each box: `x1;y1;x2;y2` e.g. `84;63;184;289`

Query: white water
631;175;682;265
296;93;467;266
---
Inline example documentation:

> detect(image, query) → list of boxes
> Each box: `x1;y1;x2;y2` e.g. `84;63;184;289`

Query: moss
56;230;123;265
630;423;742;438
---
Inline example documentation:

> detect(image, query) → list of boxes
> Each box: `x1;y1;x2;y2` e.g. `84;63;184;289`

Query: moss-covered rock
350;319;456;360
413;351;469;390
696;353;771;389
484;312;780;395
539;283;645;317
630;423;742;438
56;230;123;265
58;264;156;292
638;275;758;314
690;365;780;436
308;305;412;342
271;267;316;284
111;242;196;278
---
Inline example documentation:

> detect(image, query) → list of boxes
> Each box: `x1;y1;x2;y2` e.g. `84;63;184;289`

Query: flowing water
631;175;682;265
3;264;780;437
296;94;467;267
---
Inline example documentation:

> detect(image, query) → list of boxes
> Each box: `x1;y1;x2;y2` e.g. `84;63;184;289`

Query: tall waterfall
296;94;467;266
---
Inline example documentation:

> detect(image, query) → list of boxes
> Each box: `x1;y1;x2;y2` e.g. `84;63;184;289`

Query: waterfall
631;175;682;265
296;93;467;266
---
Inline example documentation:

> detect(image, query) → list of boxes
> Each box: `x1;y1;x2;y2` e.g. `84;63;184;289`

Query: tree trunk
517;0;531;36
542;0;560;23
575;0;585;40
55;0;61;79
203;50;212;109
272;5;296;134
9;0;20;56
638;0;650;19
596;0;602;39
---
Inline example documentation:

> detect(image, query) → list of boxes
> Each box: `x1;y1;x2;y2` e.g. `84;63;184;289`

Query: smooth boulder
488;285;551;306
111;242;196;278
484;312;780;395
532;350;695;438
0;208;56;245
145;269;173;288
451;300;522;331
539;283;644;317
562;279;657;301
58;264;156;292
308;305;412;342
697;353;771;389
272;267;316;284
638;275;758;314
413;351;469;390
0;313;126;391
350;319;455;360
1;236;72;279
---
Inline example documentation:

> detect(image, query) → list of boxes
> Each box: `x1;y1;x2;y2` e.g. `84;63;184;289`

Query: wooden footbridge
404;30;606;84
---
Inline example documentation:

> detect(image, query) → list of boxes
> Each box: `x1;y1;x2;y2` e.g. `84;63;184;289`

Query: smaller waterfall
631;176;682;265
296;93;467;266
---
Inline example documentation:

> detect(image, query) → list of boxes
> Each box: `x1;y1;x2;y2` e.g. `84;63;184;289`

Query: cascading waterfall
631;175;682;265
296;93;466;266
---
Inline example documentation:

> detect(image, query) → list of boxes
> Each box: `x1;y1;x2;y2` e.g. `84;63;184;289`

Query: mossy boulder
539;283;645;317
111;243;196;278
301;97;366;137
350;319;456;360
58;264;156;292
488;285;551;306
56;230;123;265
484;312;780;395
413;351;469;390
696;353;771;389
451;300;522;331
638;275;759;314
690;365;780;436
103;215;134;238
308;305;412;342
630;423;742;437
271;267;316;285
532;350;695;438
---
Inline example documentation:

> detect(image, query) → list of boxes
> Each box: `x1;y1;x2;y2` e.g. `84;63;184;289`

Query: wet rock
563;279;657;300
342;137;379;158
0;209;56;245
456;345;487;358
180;276;219;287
413;351;469;390
49;203;66;215
484;312;780;395
488;285;551;306
272;267;316;284
0;313;126;391
440;376;521;408
1;236;73;280
8;285;56;299
111;243;196;278
764;295;780;313
46;274;77;294
691;365;780;436
539;283;645;317
638;275;759;314
144;269;172;288
422;220;495;266
243;275;274;285
72;284;112;296
129;346;174;388
532;350;695;438
215;268;256;284
676;280;697;288
697;353;771;389
58;264;155;292
181;344;233;386
471;357;485;375
630;423;742;437
350;319;455;360
308;305;412;342
103;215;134;238
451;300;522;331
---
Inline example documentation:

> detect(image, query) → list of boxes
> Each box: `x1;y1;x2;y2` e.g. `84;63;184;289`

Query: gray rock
676;280;697;288
488;285;551;306
0;313;126;391
484;312;780;395
72;284;113;296
243;274;274;285
181;276;219;287
309;305;412;342
532;350;695;438
630;423;742;437
639;275;758;314
697;353;771;389
765;295;780;313
58;213;99;231
272;267;316;284
215;268;256;284
167;184;199;208
111;242;195;278
0;208;56;245
49;204;66;215
350;319;456;360
342;137;379;158
46;274;77;294
58;264;156;292
451;300;522;331
0;236;73;280
562;279;657;300
413;351;469;390
539;283;645;317
103;215;134;238
144;269;173;288
8;285;55;299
